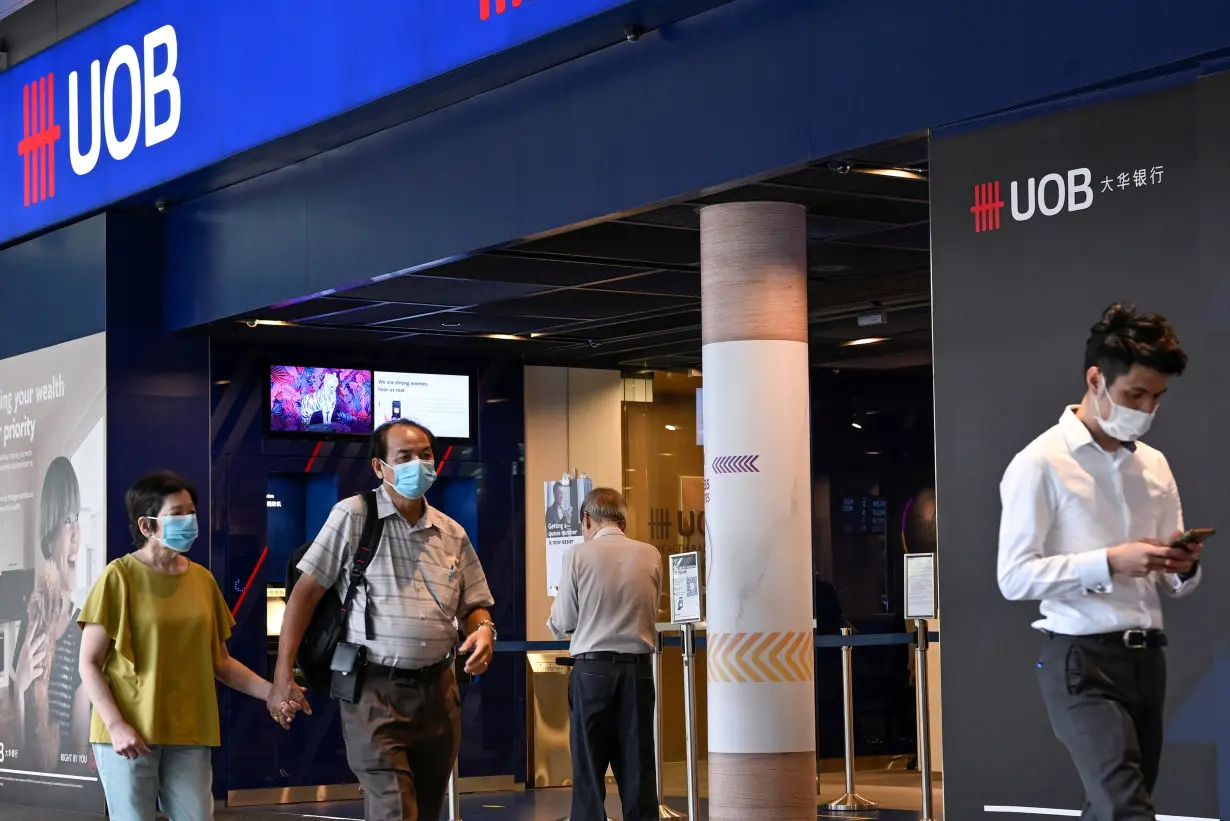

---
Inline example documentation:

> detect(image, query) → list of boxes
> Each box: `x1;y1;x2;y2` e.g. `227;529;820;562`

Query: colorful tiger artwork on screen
269;366;373;434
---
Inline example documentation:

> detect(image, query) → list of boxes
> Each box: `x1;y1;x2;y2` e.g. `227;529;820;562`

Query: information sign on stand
904;552;937;620
669;552;703;624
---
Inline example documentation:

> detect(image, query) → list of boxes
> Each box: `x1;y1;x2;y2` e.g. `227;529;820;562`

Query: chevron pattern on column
710;454;760;474
707;631;814;683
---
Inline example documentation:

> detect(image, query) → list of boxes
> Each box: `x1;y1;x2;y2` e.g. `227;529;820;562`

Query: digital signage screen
373;371;472;440
269;366;373;436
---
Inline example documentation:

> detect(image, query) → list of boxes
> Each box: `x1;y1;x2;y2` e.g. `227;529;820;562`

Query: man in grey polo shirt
269;420;497;821
549;488;662;821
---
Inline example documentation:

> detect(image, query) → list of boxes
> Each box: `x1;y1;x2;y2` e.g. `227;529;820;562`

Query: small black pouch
330;641;366;703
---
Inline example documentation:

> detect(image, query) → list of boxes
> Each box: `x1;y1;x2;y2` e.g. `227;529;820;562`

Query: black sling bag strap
289;490;384;695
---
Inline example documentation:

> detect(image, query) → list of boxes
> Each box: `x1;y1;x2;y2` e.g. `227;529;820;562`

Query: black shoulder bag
285;491;384;698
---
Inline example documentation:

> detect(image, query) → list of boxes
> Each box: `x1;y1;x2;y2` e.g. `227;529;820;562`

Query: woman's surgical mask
383;459;437;500
1094;372;1156;443
157;514;199;553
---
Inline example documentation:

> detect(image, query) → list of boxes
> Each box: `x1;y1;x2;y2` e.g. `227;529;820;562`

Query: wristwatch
477;620;498;641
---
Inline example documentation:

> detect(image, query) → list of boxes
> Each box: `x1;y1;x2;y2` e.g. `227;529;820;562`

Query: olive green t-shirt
78;554;235;746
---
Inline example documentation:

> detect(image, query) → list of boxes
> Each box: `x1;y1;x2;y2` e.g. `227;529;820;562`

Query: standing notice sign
904;553;937;620
670;552;703;624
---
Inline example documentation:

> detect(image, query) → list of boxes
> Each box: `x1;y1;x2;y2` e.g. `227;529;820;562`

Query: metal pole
680;623;701;821
914;619;935;821
821;628;878;811
654;630;686;818
447;756;462;821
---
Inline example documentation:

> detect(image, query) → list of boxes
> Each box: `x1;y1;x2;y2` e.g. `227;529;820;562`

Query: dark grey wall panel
932;77;1227;821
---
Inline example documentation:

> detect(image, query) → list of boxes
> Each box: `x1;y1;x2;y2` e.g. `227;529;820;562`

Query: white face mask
1093;372;1155;442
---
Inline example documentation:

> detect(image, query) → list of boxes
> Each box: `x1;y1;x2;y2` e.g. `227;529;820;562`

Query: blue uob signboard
0;0;634;248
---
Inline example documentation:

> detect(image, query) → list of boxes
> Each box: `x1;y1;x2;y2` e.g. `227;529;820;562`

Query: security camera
826;161;852;175
624;25;644;42
588;339;600;349
245;319;259;328
155;200;169;213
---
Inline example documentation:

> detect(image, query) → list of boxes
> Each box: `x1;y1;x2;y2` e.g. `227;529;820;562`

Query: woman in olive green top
78;472;308;821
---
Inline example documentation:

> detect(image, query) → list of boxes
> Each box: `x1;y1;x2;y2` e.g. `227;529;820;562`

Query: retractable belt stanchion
679;623;701;821
913;620;935;821
654;629;687;818
447;757;463;821
821;627;879;812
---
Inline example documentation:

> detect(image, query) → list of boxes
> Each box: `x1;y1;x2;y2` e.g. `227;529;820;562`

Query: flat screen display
269;366;373;435
373;371;471;439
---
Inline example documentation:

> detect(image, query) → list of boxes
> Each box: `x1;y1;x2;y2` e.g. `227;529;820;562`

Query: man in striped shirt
270;420;497;821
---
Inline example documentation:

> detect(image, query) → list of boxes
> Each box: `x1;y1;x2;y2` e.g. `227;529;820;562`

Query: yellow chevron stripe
707;630;814;683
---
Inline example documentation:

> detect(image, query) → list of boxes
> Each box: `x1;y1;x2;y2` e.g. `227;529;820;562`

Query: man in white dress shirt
998;304;1206;821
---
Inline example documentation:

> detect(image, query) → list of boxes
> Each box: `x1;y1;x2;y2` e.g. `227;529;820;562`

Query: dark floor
0;790;924;820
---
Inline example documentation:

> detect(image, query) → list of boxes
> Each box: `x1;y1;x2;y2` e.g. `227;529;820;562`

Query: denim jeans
93;743;213;821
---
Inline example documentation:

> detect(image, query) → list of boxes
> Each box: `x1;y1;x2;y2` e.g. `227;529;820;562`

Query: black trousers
1037;634;1167;821
568;655;658;821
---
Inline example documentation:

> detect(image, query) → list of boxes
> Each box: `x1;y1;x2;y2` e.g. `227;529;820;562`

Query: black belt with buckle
1085;629;1168;649
574;652;652;665
366;655;453;681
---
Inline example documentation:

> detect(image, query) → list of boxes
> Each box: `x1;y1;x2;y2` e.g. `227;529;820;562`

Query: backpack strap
339;491;386;642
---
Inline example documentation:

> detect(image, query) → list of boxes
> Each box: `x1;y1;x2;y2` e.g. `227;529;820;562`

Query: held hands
265;674;312;729
108;721;151;759
1108;532;1201;578
460;625;495;675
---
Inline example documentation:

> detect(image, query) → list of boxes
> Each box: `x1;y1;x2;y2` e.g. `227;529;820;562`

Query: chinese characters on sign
1100;166;1164;193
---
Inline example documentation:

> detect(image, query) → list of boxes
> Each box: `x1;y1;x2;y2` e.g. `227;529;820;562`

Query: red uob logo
480;0;534;20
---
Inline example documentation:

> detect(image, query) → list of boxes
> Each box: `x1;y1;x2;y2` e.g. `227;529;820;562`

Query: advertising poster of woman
0;333;107;813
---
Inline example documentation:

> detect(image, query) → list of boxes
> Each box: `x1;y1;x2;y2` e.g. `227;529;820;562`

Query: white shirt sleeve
1156;464;1202;598
997;452;1114;602
546;550;579;641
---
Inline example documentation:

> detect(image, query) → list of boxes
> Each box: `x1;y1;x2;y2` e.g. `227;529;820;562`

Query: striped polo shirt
297;486;494;669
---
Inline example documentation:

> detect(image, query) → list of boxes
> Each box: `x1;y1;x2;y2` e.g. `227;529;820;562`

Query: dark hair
40;457;81;559
370;419;438;463
126;471;199;548
551;482;565;497
1084;303;1187;386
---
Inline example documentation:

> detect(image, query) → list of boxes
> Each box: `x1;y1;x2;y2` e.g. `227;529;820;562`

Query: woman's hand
14;632;47;695
108;721;151;759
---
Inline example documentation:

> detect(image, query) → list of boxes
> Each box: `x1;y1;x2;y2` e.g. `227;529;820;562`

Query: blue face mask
158;514;199;553
383;459;437;500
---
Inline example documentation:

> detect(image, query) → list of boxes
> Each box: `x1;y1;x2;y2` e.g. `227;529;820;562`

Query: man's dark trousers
339;664;460;821
1037;633;1167;821
569;653;658;821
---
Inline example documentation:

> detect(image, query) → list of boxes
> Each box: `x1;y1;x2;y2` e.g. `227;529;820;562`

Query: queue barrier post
679;623;701;821
914;620;936;821
447;756;462;821
653;629;687;818
820;627;879;812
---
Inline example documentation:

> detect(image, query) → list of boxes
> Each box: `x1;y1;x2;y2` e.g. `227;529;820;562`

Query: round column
700;202;815;820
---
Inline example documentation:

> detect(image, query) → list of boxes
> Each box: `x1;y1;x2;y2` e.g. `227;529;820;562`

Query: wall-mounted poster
0;333;107;813
545;473;591;597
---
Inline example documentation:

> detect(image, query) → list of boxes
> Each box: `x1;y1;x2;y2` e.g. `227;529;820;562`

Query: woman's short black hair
125;471;199;548
1085;303;1187;385
369;419;438;463
39;457;81;559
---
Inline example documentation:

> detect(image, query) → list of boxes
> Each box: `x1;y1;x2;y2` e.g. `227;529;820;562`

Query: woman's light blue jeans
93;743;213;821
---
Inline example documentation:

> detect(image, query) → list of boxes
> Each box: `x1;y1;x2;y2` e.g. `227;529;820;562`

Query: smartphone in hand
1170;528;1215;551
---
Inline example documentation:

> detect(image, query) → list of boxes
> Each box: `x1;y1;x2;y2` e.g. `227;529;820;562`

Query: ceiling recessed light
841;337;889;347
442;322;461;328
851;422;862;429
865;451;882;456
665;425;677;431
483;333;525;341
